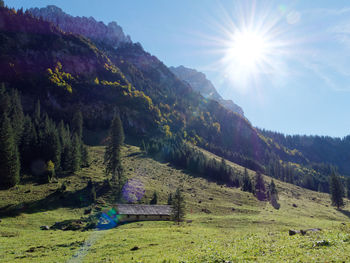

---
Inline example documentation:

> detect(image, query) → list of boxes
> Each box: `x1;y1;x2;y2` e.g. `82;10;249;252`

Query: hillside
1;145;350;262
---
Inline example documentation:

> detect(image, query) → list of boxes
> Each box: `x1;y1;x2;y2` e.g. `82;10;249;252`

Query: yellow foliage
46;160;55;171
94;77;100;85
163;125;172;138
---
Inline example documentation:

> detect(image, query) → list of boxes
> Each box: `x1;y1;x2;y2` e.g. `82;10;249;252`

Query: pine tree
72;110;83;139
0;113;20;188
268;179;280;209
346;177;350;200
330;173;344;209
150;191;158;205
254;171;267;201
167;193;173;205
0;1;4;8
0;84;10;115
172;187;185;224
71;133;82;172
33;99;41;125
104;112;125;192
242;168;252;192
81;145;90;167
8;89;24;143
19;115;37;171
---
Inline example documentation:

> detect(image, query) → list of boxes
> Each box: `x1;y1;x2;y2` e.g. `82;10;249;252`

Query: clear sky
7;0;350;138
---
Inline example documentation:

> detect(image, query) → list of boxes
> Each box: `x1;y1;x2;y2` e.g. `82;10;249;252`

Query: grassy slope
1;145;350;262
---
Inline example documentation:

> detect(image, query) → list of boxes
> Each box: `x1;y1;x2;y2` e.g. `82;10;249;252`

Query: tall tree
150;191;158;205
330;173;344;209
268;179;280;209
8;89;24;143
346;177;350;200
33;99;41;125
0;113;20;188
172;187;185;224
254;171;267;201
104;112;125;192
71;133;82;172
72;110;83;139
19;115;37;171
242;168;253;192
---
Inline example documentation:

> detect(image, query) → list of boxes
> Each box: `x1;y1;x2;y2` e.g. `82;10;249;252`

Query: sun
227;30;268;69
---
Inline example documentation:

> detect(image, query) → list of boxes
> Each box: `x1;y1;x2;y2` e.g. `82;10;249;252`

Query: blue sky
8;0;350;137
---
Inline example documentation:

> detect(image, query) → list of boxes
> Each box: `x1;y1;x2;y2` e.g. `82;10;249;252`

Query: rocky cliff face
170;65;244;116
29;5;131;48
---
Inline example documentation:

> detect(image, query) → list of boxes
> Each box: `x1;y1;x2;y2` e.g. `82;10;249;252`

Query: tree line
0;85;89;188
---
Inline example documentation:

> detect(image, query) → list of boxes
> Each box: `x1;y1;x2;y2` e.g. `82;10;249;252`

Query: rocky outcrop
29;5;131;48
170;65;244;116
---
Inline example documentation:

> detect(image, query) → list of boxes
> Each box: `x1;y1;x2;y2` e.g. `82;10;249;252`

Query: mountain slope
170;65;244;116
0;145;350;262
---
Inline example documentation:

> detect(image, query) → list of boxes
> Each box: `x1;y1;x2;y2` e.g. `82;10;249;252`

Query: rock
289;228;321;236
289;229;300;236
198;200;202;203
40;225;50;230
186;220;193;224
313;240;330;247
292;204;298;208
231;208;235;211
130;246;139;251
209;197;214;201
24;189;31;193
201;208;211;214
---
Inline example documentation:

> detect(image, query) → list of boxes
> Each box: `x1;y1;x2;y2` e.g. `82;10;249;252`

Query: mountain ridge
170;65;244;116
29;5;131;48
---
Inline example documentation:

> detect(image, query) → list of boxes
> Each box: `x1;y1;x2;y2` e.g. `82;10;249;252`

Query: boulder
40;225;50;230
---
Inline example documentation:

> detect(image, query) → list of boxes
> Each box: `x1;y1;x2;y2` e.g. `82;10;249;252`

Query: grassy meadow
1;145;350;262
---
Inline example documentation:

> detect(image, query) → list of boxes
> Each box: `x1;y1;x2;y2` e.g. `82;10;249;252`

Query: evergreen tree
81;145;90;167
167;193;173;205
330;173;344;209
268;179;280;209
41;114;61;171
241;168;253;192
71;133;82;172
19;115;37;171
0;113;20;188
172;187;185;224
254;171;267;201
150;191;158;205
8;89;24;143
72;110;83;139
33;99;41;125
104;112;125;192
346;177;350;200
0;1;4;8
0;84;10;115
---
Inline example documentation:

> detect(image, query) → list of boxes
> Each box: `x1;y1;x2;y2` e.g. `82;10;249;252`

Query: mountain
29;5;131;48
0;4;341;193
170;65;244;116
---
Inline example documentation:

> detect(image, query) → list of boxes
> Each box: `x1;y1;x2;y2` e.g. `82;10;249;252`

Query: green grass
1;145;350;262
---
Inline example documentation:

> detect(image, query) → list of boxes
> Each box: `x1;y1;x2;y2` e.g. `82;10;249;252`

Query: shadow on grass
0;186;93;219
339;209;350;219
